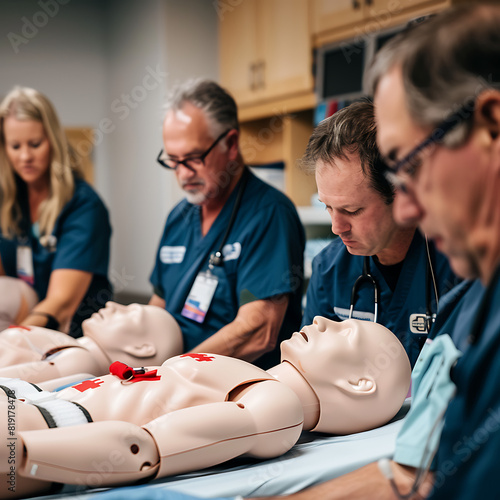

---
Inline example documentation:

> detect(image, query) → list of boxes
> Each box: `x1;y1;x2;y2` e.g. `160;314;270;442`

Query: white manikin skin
0;276;38;331
0;301;183;384
0;318;411;499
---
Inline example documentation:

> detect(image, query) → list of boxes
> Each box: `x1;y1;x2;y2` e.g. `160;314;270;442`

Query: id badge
17;245;35;286
181;271;218;324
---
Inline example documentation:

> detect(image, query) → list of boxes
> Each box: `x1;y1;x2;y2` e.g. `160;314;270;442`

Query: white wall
105;0;219;297
0;0;219;297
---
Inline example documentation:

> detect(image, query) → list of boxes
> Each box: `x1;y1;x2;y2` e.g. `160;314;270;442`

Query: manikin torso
0;326;75;366
55;354;276;425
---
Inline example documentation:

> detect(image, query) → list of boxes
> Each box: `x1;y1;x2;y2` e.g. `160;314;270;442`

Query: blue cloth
302;231;458;366
150;169;305;369
393;334;462;469
429;271;500;499
0;177;112;337
89;487;235;500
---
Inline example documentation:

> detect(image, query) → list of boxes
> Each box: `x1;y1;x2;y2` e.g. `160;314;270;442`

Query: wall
0;0;219;298
105;0;219;298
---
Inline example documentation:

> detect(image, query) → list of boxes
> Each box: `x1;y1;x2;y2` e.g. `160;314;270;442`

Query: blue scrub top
429;272;500;499
393;280;483;469
150;169;305;369
303;232;459;367
0;177;112;337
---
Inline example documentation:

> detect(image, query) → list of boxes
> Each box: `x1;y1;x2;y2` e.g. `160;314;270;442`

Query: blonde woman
0;86;112;337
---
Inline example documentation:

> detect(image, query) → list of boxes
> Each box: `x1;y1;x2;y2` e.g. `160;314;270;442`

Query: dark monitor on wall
317;38;367;101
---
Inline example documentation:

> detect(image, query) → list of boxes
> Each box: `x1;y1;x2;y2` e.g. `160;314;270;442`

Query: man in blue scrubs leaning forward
301;100;458;367
149;80;305;369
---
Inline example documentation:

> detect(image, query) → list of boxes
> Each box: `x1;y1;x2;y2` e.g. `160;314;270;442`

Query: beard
184;189;207;205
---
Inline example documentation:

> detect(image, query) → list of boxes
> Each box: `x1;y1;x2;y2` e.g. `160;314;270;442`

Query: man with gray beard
149;79;304;369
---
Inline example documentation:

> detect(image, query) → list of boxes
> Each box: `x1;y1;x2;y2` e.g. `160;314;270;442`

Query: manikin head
82;302;183;366
280;317;411;434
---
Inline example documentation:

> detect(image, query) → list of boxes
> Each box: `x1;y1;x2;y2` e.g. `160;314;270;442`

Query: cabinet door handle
258;60;266;89
352;0;361;9
249;62;257;91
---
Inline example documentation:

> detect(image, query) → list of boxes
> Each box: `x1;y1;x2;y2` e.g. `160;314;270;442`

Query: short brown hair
300;100;394;204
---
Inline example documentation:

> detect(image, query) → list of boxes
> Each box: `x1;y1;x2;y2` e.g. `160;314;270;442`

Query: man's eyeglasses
384;99;475;192
157;129;231;172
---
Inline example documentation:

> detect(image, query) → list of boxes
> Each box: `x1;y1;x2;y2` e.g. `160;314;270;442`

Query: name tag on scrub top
181;271;218;324
17;245;35;286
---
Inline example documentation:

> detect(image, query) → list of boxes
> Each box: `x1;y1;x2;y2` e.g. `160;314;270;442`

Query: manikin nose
313;316;328;332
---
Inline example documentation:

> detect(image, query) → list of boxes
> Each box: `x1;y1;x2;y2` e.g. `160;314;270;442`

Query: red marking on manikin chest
180;353;215;362
73;379;105;392
8;325;31;330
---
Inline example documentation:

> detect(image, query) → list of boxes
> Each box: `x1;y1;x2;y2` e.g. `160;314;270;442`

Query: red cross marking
73;379;105;392
180;353;215;362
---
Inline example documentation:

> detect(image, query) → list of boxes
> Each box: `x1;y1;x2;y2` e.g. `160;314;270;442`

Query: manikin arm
0;347;105;384
18;380;303;487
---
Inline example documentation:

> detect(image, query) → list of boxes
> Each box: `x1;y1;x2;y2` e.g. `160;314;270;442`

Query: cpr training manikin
0;300;183;386
0;317;411;498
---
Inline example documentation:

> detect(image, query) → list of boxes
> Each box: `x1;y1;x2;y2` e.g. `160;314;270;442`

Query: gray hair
300;100;394;204
365;4;500;147
164;79;239;138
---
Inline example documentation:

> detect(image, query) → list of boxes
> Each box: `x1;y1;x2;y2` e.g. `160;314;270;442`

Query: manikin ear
121;343;158;359
335;377;377;396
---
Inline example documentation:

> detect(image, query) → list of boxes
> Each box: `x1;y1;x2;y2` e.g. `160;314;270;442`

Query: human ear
475;90;500;141
335;377;376;396
226;129;239;160
122;343;158;359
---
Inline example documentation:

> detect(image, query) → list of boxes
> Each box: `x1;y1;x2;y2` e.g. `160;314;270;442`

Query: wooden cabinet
311;0;364;34
239;109;317;207
312;0;449;45
219;0;314;107
219;0;478;209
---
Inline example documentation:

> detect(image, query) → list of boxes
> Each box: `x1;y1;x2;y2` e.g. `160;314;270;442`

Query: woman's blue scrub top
0;177;112;336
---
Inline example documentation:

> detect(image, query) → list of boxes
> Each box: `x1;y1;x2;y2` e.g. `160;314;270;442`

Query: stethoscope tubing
349;238;438;333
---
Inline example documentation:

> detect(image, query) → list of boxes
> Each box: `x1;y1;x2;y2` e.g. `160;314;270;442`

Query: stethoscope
349;256;380;323
208;170;248;269
349;237;439;335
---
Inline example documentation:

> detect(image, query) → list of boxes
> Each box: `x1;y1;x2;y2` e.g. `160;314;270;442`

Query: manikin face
3;116;51;188
162;102;235;206
375;66;486;279
282;317;366;376
83;302;182;361
316;156;400;262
